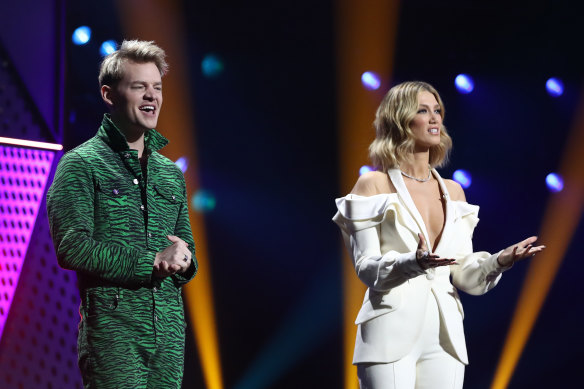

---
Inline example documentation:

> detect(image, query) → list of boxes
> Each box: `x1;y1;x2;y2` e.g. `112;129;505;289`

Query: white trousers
357;293;465;389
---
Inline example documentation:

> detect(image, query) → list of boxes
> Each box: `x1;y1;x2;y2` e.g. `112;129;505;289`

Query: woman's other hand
497;236;546;267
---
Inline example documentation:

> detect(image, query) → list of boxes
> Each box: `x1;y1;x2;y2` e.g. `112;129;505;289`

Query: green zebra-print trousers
78;285;186;389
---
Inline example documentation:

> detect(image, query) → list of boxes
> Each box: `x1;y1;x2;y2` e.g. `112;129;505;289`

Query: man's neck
111;115;147;158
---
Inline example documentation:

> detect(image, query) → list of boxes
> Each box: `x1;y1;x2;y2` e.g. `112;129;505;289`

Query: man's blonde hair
98;40;168;86
369;81;452;171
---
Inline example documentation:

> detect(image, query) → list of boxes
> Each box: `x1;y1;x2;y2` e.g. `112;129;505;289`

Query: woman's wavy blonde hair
369;81;452;171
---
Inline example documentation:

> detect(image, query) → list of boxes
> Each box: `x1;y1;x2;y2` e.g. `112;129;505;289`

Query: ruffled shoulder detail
452;201;480;231
333;193;402;232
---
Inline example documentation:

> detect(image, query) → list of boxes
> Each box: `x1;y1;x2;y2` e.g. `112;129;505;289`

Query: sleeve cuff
390;251;426;279
135;250;158;286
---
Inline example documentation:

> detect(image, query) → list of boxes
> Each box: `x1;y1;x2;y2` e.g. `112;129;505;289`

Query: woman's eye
417;109;427;114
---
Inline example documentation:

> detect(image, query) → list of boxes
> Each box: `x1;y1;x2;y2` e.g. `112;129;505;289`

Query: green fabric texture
47;114;197;388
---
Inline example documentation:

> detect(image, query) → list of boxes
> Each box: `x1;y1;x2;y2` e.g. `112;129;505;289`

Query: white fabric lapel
387;168;431;245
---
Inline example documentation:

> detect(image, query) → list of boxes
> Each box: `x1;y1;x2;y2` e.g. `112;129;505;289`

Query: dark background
2;0;583;387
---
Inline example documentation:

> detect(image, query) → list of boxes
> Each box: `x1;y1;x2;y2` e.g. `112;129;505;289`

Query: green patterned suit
47;114;197;388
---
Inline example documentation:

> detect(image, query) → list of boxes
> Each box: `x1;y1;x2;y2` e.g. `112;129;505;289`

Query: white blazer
333;169;508;365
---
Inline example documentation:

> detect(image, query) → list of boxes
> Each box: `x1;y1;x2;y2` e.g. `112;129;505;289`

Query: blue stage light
453;169;472;188
359;165;373;176
201;54;224;78
361;71;381;90
100;40;117;56
546;78;564;97
72;26;91;45
455;74;474;94
174;157;188;173
545;173;563;192
192;190;216;213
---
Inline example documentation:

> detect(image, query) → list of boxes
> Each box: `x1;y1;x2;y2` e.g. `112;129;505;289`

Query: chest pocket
152;184;183;234
95;180;132;239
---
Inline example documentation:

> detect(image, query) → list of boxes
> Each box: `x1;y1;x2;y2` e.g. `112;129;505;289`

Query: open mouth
139;105;156;115
428;128;439;134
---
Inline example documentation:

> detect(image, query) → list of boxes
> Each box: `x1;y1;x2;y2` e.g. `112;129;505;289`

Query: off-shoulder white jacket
333;169;508;365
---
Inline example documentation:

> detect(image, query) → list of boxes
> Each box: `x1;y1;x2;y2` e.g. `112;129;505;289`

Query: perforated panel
0;194;82;389
0;43;81;388
0;145;54;338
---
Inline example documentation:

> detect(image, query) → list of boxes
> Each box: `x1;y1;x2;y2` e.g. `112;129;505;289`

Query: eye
434;109;442;114
417;108;427;114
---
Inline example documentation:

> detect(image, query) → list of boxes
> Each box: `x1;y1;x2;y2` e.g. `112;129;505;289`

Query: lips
139;105;156;114
428;127;439;134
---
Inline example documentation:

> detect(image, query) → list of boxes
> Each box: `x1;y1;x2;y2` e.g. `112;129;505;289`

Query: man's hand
153;235;192;277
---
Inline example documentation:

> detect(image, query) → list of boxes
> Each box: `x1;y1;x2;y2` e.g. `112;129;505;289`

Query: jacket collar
388;168;454;254
97;114;169;153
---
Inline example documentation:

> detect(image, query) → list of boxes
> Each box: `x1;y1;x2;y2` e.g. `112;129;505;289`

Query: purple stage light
545;173;563;192
359;165;373;176
361;72;381;90
72;26;91;45
455;74;474;94
175;157;188;173
546;78;564;97
453;169;472;188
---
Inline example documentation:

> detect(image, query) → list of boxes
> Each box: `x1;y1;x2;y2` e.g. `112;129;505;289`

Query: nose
429;111;440;124
143;85;155;100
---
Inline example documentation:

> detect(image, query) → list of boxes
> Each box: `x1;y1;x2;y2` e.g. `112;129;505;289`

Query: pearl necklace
400;165;432;182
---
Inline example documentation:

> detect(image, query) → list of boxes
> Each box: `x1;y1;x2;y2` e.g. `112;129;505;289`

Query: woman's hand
497;236;546;267
416;233;457;270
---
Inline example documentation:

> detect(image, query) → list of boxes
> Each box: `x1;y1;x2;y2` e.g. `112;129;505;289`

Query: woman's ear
101;84;115;107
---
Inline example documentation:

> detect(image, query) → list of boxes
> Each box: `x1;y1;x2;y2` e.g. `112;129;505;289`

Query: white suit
333;169;507;365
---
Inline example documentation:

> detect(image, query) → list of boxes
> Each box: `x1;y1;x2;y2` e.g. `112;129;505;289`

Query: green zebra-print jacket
47;114;197;295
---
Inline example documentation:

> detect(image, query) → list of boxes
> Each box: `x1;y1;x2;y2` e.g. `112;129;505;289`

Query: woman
333;81;545;389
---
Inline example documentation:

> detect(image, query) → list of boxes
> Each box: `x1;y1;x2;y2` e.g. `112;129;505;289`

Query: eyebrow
130;81;162;85
418;103;441;108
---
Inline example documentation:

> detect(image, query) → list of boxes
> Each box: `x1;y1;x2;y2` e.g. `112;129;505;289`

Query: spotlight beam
114;0;223;387
336;1;400;388
491;86;584;389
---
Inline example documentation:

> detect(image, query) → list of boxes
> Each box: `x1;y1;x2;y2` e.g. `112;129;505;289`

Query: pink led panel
0;145;55;341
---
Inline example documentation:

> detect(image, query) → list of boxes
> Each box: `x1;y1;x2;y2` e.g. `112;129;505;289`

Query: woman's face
410;91;443;150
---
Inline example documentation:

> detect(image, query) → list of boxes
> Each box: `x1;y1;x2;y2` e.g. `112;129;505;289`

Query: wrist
496;253;511;268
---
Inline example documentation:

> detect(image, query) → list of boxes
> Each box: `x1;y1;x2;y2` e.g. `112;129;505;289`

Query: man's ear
101;85;115;107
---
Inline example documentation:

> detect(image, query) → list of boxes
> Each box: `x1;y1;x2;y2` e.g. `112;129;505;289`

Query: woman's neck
401;150;431;178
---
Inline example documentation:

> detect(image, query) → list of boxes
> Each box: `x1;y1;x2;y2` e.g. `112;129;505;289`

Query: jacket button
133;178;139;185
147;232;152;238
140;204;145;211
112;189;119;195
124;153;131;159
171;195;176;200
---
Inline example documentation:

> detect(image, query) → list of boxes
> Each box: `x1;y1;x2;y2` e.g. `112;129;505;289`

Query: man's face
108;60;163;134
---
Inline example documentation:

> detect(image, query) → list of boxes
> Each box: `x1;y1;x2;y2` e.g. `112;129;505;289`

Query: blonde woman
333;81;544;389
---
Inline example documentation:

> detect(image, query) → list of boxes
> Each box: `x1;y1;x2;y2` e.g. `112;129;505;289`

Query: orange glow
115;1;223;388
491;88;584;389
336;1;400;387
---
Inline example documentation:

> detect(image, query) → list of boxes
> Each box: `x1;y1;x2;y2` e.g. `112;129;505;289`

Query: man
47;40;197;388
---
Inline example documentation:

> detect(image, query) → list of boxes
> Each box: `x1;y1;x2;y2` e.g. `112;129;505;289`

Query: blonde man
47;40;197;388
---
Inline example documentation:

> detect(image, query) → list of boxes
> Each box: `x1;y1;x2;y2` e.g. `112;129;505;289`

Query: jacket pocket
152;184;183;233
95;180;131;238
